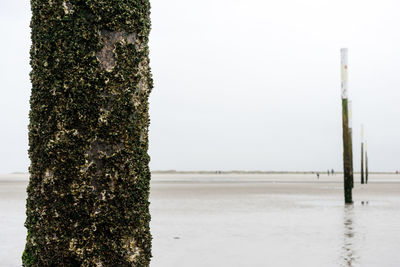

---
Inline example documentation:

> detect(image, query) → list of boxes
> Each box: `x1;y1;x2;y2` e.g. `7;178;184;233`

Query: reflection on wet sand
342;204;356;267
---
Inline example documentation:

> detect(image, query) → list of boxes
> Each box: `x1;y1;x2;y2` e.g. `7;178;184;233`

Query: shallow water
150;174;400;267
1;173;400;266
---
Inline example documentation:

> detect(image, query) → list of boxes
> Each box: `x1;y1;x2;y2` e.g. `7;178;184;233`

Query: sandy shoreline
2;172;400;182
1;173;400;266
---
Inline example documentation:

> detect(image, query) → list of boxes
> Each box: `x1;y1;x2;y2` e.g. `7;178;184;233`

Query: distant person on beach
331;169;335;175
327;170;330;176
317;173;320;179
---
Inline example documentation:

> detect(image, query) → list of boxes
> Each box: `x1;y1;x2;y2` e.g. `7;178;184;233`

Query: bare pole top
341;48;349;99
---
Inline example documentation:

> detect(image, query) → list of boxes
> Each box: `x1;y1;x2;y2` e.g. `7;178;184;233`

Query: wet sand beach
1;173;400;266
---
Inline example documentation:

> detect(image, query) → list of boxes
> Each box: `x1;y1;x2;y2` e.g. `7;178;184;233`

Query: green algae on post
24;0;153;266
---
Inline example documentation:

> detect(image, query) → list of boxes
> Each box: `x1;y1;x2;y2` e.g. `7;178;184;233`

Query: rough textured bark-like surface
24;0;153;266
342;99;353;204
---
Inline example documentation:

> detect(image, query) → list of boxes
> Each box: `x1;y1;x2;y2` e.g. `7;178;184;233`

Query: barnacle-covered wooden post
341;48;353;204
365;141;369;184
23;1;153;266
361;124;365;184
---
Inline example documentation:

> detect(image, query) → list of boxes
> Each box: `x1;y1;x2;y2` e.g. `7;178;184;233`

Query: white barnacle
43;169;54;183
101;190;106;201
69;239;76;251
75;248;83;256
132;95;140;108
128;245;141;262
122;237;142;262
98;109;110;124
62;1;74;15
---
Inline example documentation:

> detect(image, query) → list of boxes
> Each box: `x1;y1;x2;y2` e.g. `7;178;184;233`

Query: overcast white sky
0;0;399;173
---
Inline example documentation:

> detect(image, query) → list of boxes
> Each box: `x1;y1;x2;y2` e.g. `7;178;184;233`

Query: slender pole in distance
349;101;354;188
365;141;369;184
341;48;353;204
361;125;365;184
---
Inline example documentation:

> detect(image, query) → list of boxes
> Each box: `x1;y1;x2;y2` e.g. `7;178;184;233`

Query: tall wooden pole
341;48;353;204
365;141;369;184
361;125;365;184
24;1;153;265
349;101;354;188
